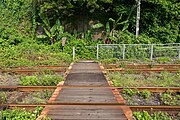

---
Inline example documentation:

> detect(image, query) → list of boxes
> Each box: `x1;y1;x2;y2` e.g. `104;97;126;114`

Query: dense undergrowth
121;88;180;106
19;74;63;86
0;0;179;65
0;42;72;67
109;72;180;87
0;107;50;120
133;111;180;120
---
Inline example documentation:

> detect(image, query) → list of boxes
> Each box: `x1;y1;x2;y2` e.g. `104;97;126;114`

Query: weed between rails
121;88;180;106
110;72;180;87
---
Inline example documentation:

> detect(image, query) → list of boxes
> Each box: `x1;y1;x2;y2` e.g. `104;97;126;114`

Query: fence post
150;44;154;60
73;46;75;61
179;44;180;59
96;44;99;60
122;44;126;59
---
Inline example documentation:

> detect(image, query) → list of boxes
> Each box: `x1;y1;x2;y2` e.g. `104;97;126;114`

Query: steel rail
0;86;57;91
129;106;180;112
116;87;180;92
106;64;180;67
105;64;180;69
0;69;66;73
1;104;180;110
0;86;180;92
107;68;179;73
0;66;68;69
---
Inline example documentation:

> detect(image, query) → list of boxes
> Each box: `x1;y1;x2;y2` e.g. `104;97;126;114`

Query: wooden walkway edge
37;62;132;120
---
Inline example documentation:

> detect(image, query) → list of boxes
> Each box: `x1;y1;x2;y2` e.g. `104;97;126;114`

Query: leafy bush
20;76;39;86
110;72;180;87
161;93;180;105
0;0;33;47
64;38;101;59
101;58;119;64
17;90;53;104
0;43;72;67
122;88;138;97
139;90;151;99
0;107;44;120
0;92;7;104
20;74;63;86
133;111;173;120
133;111;151;120
156;57;172;64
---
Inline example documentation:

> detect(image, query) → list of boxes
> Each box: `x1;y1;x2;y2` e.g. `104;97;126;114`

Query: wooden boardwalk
40;62;129;120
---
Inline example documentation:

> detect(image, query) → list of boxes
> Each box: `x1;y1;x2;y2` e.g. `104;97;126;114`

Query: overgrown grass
19;74;63;86
121;89;180;106
133;111;178;120
109;71;180;87
16;90;53;104
0;107;51;120
0;43;72;67
101;57;180;65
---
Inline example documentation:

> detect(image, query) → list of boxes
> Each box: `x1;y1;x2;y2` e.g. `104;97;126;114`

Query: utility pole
136;0;141;38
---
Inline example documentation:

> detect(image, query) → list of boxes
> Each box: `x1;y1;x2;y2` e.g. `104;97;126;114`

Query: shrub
20;74;63;86
0;107;44;120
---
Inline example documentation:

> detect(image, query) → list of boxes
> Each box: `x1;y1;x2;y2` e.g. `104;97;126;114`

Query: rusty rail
0;86;180;92
129;106;180;112
1;65;179;73
116;87;180;92
0;69;66;73
0;86;56;91
107;68;179;73
0;66;68;69
2;104;180;111
105;64;180;69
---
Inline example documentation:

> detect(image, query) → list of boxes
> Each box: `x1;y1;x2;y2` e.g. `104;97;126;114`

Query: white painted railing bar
122;44;126;60
150;44;154;60
97;44;99;60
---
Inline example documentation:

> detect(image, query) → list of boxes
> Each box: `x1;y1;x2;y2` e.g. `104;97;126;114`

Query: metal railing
73;43;180;60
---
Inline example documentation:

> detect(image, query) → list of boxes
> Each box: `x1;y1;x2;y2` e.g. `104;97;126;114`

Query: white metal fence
73;43;180;60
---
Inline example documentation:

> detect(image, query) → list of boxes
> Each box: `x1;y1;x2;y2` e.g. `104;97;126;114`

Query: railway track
1;104;179;113
0;64;179;74
0;69;66;73
105;64;180;69
1;62;180;119
104;64;180;73
107;68;179;73
0;86;57;91
129;106;180;112
0;66;68;74
0;86;180;92
0;66;68;69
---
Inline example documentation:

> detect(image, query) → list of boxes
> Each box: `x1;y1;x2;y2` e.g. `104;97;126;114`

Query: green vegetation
20;74;63;86
17;90;53;104
156;57;172;64
101;57;180;65
122;88;138;97
0;0;179;62
139;90;151;99
0;92;7;104
122;89;151;100
133;111;175;120
34;0;179;44
0;43;72;67
109;72;180;87
0;90;53;104
161;92;180;105
121;89;180;106
0;107;47;120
